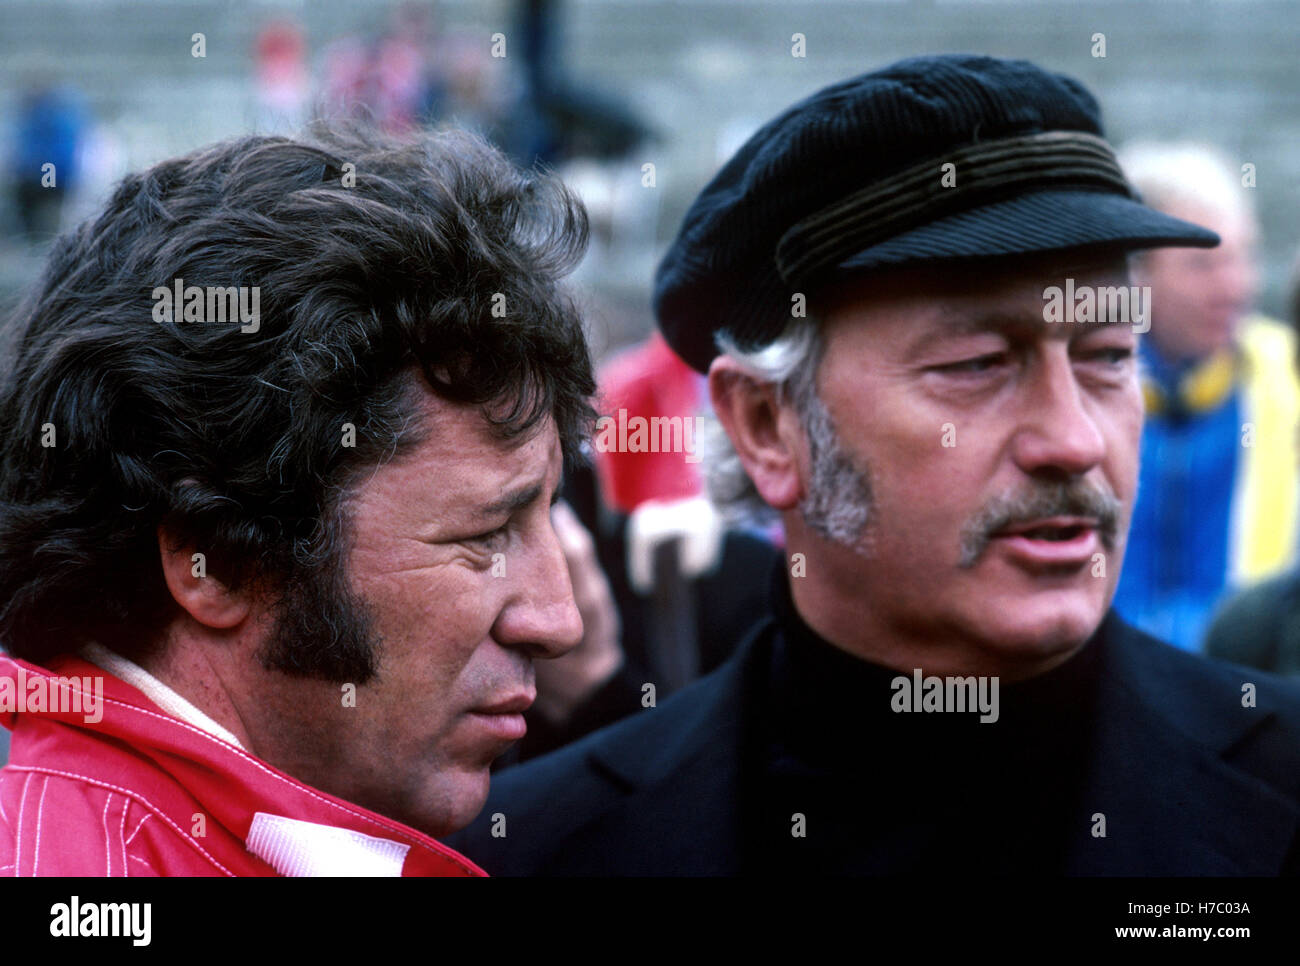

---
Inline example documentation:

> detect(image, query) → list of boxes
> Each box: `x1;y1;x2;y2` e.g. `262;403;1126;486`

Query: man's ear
156;525;250;629
708;356;805;511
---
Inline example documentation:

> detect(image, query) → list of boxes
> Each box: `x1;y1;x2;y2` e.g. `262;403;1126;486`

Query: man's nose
491;523;584;660
1010;348;1108;477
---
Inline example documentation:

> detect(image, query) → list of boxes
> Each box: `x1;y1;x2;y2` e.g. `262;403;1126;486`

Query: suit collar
1067;611;1299;874
577;623;774;874
586;620;771;789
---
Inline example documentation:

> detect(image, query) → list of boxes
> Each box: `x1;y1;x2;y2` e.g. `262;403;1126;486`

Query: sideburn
258;547;382;685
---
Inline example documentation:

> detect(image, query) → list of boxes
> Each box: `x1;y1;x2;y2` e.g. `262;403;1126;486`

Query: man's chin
981;596;1103;657
945;584;1107;675
368;766;493;840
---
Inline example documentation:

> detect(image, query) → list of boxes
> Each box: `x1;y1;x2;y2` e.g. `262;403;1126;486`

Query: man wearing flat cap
449;54;1300;875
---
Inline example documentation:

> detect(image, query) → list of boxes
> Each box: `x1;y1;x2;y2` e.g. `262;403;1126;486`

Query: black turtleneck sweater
741;563;1106;875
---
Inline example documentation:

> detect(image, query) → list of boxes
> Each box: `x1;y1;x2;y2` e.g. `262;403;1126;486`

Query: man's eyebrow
473;468;565;520
904;311;1043;357
477;482;545;520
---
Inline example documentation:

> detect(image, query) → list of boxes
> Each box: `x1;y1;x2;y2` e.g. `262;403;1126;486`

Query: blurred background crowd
3;0;1300;768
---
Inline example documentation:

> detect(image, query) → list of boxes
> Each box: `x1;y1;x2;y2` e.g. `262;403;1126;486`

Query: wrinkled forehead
813;251;1135;344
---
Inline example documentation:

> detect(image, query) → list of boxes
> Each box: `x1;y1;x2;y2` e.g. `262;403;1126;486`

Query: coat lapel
579;625;773;874
1066;614;1299;874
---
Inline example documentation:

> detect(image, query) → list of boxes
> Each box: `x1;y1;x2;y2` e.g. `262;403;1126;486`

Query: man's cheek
1112;424;1144;501
440;580;508;643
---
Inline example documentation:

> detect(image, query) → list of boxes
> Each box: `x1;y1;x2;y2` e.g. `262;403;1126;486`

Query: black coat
447;608;1300;875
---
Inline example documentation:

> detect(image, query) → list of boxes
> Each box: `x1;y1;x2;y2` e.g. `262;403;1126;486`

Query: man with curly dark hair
0;123;594;876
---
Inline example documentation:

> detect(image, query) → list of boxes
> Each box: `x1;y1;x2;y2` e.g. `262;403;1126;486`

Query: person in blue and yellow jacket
1112;142;1300;652
1204;253;1300;675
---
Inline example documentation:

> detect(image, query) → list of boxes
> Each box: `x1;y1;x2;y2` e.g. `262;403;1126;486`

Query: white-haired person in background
1205;249;1300;676
1111;142;1300;653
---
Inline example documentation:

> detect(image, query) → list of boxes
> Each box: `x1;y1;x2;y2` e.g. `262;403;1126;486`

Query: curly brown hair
0;122;595;680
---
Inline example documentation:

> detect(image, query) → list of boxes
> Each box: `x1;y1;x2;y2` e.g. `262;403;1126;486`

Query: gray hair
1118;141;1253;222
702;318;874;548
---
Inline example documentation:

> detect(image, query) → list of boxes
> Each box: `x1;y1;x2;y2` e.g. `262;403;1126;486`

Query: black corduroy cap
654;54;1220;373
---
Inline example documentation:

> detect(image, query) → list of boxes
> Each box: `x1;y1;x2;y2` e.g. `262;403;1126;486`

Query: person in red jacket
0;122;597;876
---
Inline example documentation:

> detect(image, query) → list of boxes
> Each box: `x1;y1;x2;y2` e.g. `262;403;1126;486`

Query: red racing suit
0;653;485;876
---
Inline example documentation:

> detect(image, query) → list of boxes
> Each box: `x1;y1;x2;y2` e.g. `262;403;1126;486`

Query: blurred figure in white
1113;142;1300;652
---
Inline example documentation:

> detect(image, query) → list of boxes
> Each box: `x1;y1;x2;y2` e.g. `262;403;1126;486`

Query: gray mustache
958;480;1122;568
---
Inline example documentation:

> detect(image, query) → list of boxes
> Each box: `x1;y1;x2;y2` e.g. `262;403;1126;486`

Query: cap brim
832;189;1219;274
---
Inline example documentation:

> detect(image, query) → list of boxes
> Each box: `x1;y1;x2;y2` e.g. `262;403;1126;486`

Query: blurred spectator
10;77;87;241
315;1;652;168
594;332;704;513
1112;143;1300;652
586;335;779;691
1203;250;1300;675
254;20;310;133
321;3;441;134
429;31;517;148
508;0;653;166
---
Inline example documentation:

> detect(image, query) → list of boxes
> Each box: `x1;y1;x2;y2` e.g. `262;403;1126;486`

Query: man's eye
467;524;509;549
1081;347;1134;365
